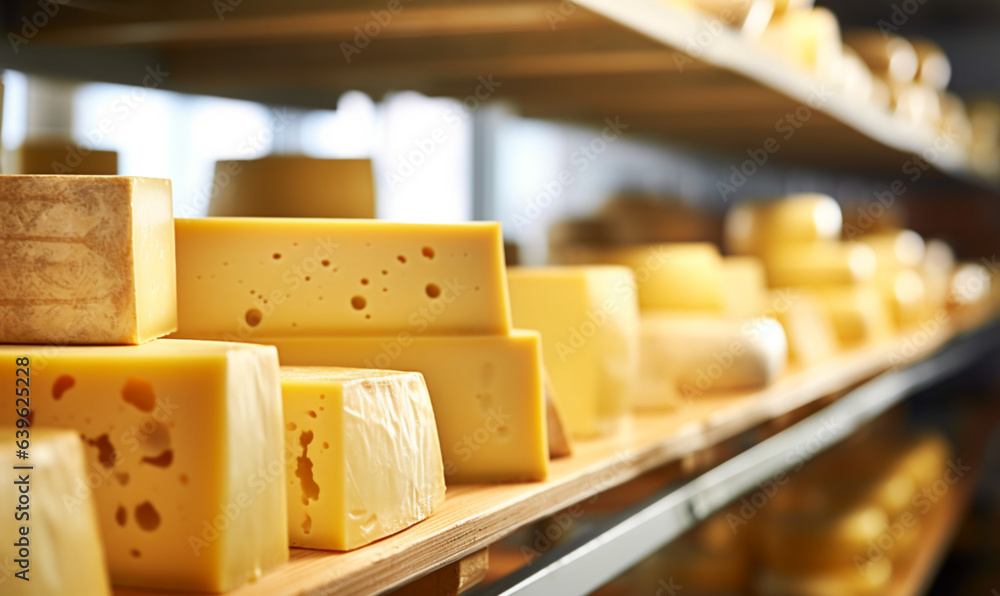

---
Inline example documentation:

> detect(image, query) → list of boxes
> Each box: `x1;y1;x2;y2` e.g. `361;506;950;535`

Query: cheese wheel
843;31;919;83
948;263;992;328
836;47;876;104
762;242;877;287
876;268;927;329
726;194;842;256
677;0;776;38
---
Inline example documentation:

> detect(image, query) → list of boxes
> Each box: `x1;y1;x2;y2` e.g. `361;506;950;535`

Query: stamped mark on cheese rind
122;376;157;412
295;430;320;506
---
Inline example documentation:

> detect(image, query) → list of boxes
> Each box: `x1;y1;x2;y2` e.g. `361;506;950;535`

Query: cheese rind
280;367;445;550
173;217;512;338
0;340;288;592
0;429;111;596
507;266;639;438
0;175;176;345
260;331;549;483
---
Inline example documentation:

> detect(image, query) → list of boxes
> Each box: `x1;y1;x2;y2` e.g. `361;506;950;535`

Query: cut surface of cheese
280;367;445;550
725;194;842;255
723;256;768;317
173;217;511;339
0;340;288;592
637;314;787;408
555;243;724;312
260;331;548;483
0;429;111;596
18;140;118;175
762;241;877;287
0;175;176;345
507;266;639;438
208;156;375;218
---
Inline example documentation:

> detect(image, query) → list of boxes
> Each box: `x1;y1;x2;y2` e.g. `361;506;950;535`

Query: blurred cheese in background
843;31;919;85
769;289;840;366
722;256;768;317
597;196;724;245
969;101;1000;178
758;7;842;79
762;241;877;287
671;0;776;38
725;193;842;256
806;285;894;346
208;156;375;218
910;38;952;91
17;138;118;175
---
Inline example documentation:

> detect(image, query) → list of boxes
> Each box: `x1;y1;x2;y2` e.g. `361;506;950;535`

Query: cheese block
260;331;548;483
0;340;288;592
173;217;511;339
637;314;787;407
756;558;892;596
758;8;842;78
762;242;877;287
859;230;925;271
0;429;111;596
208;156;375;218
555;243;724;312
723;257;768;317
761;504;889;573
725;194;842;255
769;289;840;366
0;175;176;345
911;38;952;90
876;268;927;329
280;367;445;550
808;285;894;346
507;266;639;438
18;140;118;175
843;31;919;83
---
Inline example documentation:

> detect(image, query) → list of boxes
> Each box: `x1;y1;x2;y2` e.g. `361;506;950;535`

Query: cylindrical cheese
843;31;919;83
860;230;926;270
762;242;877;287
911;37;952;90
890;81;943;128
726;194;843;256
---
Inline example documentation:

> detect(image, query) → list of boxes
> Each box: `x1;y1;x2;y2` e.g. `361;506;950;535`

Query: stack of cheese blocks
551;204;788;409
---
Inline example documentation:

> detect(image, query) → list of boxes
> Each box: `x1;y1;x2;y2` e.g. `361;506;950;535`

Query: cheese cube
207;156;374;218
280;367;445;550
0;429;111;596
556;243;724;312
173;217;512;338
762;242;877;287
0;340;288;592
722;257;768;317
259;331;548;483
725;194;842;255
637;315;787;408
19;140;118;175
0;175;176;345
507;266;639;438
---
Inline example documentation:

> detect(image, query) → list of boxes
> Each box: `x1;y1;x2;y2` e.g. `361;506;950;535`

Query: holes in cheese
173;218;511;338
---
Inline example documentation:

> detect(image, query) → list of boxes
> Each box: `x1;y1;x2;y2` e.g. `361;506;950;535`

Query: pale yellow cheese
859;230;926;270
0;429;111;596
173;217;511;339
948;262;993;329
725;194;842;256
556;243;724;312
769;289;840;366
911;38;952;90
843;31;919;83
807;285;894;346
18;140;118;175
637;314;787;407
875;268;927;329
208;156;375;218
0;175;176;345
507;266;639;438
762;241;877;287
758;8;843;78
0;340;288;592
260;331;549;483
723;256;768;317
280;367;445;550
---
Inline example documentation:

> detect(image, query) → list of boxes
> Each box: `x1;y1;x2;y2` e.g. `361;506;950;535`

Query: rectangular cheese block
19;141;118;175
761;241;877;287
280;367;446;550
723;256;768;318
260;331;548;483
173;217;512;339
637;315;787;408
555;243;724;312
0;429;111;596
507;266;638;438
208;157;374;218
0;340;288;592
0;175;176;344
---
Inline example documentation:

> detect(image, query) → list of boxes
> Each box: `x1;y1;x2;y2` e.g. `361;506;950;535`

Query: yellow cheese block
637;314;787;407
876;268;927;329
843;30;919;83
0;429;111;596
0;340;288;592
0;175;176;345
556;243;724;312
756;558;892;596
260;331;549;483
769;289;840;366
808;285;894;346
762;241;877;287
18;140;118;175
723;256;768;317
173;217;511;339
507;266;638;438
725;194;842;256
859;230;926;271
208;156;375;218
758;8;842;78
280;367;445;550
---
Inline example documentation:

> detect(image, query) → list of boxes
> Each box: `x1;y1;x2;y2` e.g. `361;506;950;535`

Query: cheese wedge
280;367;445;550
0;429;111;596
18;140;118;175
260;331;548;483
0;340;288;592
637;315;787;408
173;217;512;339
507;266;639;438
208;156;375;218
0;175;176;345
725;194;842;256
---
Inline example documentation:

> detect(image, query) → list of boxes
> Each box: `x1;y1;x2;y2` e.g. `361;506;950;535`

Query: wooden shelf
2;0;996;187
109;318;977;596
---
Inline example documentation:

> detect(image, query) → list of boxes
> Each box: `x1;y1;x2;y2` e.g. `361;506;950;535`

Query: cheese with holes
19;140;118;175
173;217;511;339
762;242;877;287
725;194;842;255
281;367;445;550
0;340;287;592
723;257;768;317
637;315;787;408
507;266;639;438
208;157;375;218
556;243;724;311
259;331;548;483
0;175;176;345
0;429;111;596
